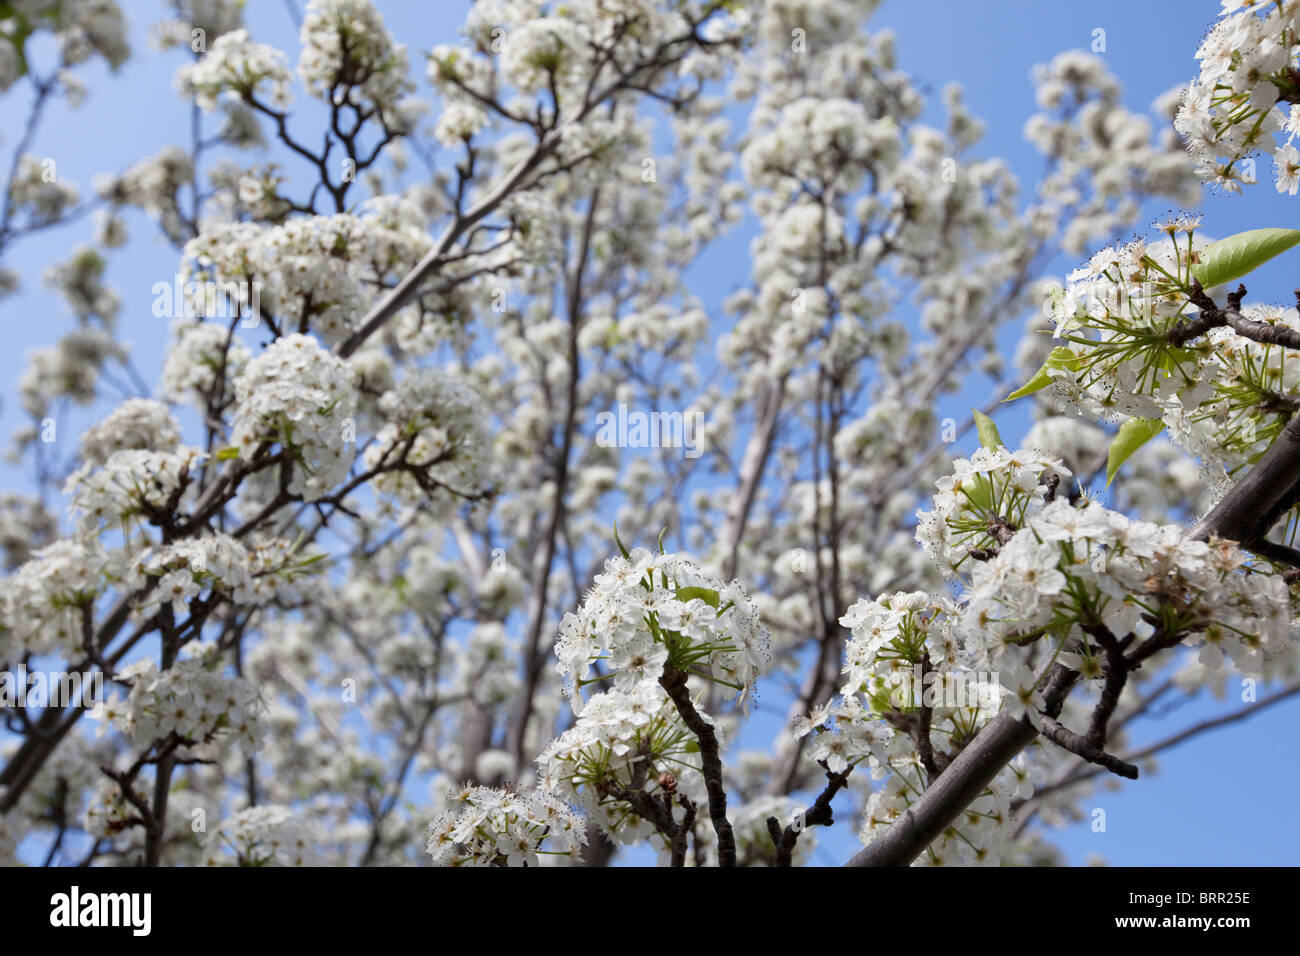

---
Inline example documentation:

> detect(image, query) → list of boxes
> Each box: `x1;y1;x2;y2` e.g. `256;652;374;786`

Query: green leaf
1106;417;1164;486
972;409;1003;451
675;586;720;608
1191;228;1300;291
961;473;995;513
612;524;631;560
1005;346;1081;401
216;446;240;460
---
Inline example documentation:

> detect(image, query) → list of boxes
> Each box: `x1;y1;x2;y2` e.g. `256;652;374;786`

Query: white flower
108;657;264;755
298;0;412;120
362;370;486;511
77;399;181;466
553;548;771;714
1274;143;1300;194
427;785;585;867
434;102;487;147
204;805;318;865
0;539;105;658
179;29;292;112
230;333;358;501
499;17;590;95
538;683;705;847
162;320;251;407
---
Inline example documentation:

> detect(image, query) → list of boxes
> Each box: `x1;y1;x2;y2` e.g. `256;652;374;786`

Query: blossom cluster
15;328;114;417
1043;219;1300;489
7;154;80;226
914;445;1291;677
428;0;744;133
537;681;706;847
1027;50;1202;253
178;28;293;112
799;443;1294;864
77;398;182;467
363;370;487;511
102;656;264;754
229;333;358;501
426;784;587;866
83;776;153;839
856;757;1024;866
181;212;433;347
161;319;251;408
151;0;244;52
1174;0;1300;193
43;246;120;322
432;101;488;148
971;500;1289;673
0;0;129;88
67;446;206;536
49;0;130;69
0;492;57;570
499;16;591;96
553;547;772;713
742;96;898;197
297;0;413;124
0;538;105;661
203;805;319;865
96;145;195;245
914;445;1071;578
126;533;319;616
536;544;772;853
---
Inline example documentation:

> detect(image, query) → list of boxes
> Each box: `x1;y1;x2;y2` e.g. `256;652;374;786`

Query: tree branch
659;666;736;866
844;664;1076;866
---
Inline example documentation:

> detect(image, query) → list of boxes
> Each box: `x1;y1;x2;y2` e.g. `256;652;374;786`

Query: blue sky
1;0;1297;866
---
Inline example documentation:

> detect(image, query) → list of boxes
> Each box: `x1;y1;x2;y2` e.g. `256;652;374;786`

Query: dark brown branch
1083;624;1128;750
1245;539;1300;568
608;745;696;867
915;654;941;778
659;666;736;866
1221;288;1300;350
766;762;851;867
1039;716;1138;779
1167;310;1225;346
1023;682;1300;810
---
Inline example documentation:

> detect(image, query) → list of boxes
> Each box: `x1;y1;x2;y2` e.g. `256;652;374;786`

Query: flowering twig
845;665;1077;867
